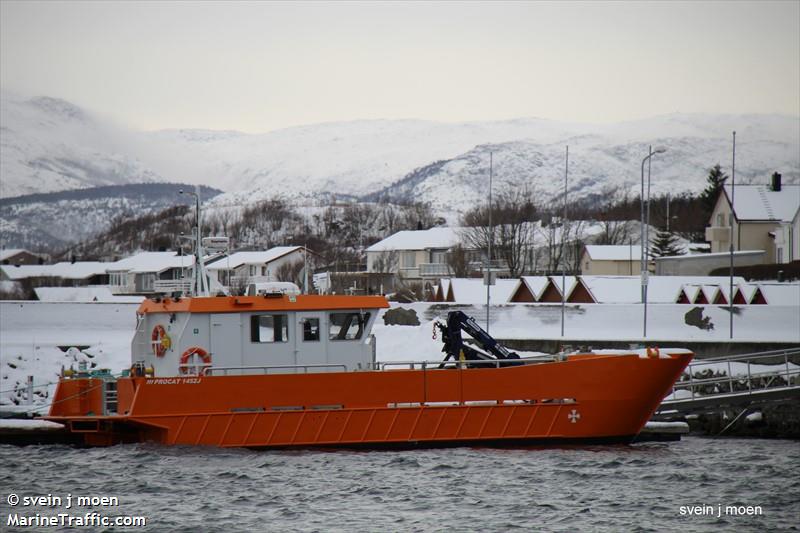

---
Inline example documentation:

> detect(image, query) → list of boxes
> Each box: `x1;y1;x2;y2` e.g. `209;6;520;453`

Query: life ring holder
180;347;212;375
151;325;171;357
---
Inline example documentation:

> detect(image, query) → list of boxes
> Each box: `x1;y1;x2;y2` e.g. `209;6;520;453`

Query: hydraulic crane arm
435;310;520;364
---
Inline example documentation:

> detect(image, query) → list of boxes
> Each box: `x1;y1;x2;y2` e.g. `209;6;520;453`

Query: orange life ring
180;347;212;375
151;325;171;357
646;346;660;358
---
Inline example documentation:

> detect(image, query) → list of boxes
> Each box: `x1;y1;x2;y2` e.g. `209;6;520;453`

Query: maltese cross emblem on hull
568;409;581;423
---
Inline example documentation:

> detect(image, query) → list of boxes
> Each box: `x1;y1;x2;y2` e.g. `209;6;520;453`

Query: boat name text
145;378;201;385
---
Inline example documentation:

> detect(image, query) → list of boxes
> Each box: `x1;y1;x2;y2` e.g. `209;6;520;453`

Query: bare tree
371;251;398;274
537;217;586;273
592;187;634;245
459;188;538;277
445;244;470;278
275;260;305;286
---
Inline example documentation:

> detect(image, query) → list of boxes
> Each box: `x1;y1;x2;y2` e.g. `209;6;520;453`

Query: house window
466;250;483;264
140;273;155;291
261;266;267;276
329;312;371;341
716;213;725;227
303;318;320;341
250;314;288;343
777;248;784;263
402;252;416;268
249;265;256;276
431;251;447;264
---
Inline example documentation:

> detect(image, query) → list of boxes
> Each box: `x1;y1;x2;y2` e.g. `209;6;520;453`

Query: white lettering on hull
145;378;202;385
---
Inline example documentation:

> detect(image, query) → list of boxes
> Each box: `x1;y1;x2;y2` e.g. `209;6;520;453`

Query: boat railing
372;357;552;371
664;348;800;404
203;364;348;376
153;279;193;294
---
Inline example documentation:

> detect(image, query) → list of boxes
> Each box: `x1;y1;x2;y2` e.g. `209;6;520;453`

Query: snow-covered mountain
2;89;798;213
369;130;800;212
0;91;165;198
0;184;222;251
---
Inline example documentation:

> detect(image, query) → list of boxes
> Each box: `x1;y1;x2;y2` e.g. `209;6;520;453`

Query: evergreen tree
699;164;728;216
650;226;683;258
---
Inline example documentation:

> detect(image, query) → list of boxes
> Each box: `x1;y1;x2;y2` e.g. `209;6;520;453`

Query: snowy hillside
0;183;222;250
2;89;798;213
370;131;800;212
0;91;166;198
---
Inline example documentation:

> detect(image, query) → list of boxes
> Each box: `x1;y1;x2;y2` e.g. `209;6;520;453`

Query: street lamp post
729;131;736;339
561;145;568;338
486;151;493;333
640;147;666;339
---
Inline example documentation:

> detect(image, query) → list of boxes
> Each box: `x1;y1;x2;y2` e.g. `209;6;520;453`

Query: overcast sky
1;1;798;133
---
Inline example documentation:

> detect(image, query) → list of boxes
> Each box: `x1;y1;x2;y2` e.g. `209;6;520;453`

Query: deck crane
434;310;521;367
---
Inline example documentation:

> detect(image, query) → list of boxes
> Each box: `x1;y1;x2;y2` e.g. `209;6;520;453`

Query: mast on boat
180;185;210;297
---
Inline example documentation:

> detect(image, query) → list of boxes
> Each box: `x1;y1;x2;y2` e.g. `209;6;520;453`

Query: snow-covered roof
435;278;451;301
724;184;800;222
579;276;642;304
548;275;577;296
654;249;765;262
1;261;109;281
206;247;302;271
573;275;751;304
107;252;195;274
584;245;643;261
34;286;144;303
366;227;462;252
757;282;800;306
0;249;27;261
518;276;550;300
446;278;518;304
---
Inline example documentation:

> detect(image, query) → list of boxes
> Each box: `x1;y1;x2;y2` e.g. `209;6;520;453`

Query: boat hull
46;351;692;448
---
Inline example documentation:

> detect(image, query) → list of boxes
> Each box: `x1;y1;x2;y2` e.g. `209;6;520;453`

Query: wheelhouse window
250;314;288;343
329;312;371;341
303;318;320;341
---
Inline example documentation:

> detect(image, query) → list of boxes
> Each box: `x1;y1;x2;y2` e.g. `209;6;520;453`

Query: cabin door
295;312;327;368
210;313;243;369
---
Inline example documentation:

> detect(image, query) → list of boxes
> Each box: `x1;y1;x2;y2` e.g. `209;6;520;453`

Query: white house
706;175;800;264
206;247;306;289
107;252;195;294
366;227;467;281
580;245;643;275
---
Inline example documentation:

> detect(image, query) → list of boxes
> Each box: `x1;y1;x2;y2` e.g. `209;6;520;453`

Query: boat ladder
103;380;118;415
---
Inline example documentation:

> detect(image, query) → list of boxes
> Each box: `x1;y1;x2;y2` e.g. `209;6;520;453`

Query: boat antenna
180;186;210;297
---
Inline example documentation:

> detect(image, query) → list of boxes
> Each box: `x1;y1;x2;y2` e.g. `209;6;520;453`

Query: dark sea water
1;437;798;532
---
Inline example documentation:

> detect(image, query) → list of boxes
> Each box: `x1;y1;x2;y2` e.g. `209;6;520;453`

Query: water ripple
1;437;797;532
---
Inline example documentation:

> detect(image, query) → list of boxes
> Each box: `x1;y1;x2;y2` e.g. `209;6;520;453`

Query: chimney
771;172;782;192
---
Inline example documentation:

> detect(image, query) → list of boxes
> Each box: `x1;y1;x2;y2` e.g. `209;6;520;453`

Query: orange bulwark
46;351;691;448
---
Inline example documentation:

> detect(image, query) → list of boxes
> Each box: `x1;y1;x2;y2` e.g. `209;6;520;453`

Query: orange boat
45;189;691;448
45;292;691;448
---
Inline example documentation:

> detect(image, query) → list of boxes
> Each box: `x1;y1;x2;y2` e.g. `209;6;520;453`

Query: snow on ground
34;286;144;303
0;302;137;412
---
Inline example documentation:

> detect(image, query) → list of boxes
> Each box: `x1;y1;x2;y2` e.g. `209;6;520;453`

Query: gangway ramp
656;348;800;416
